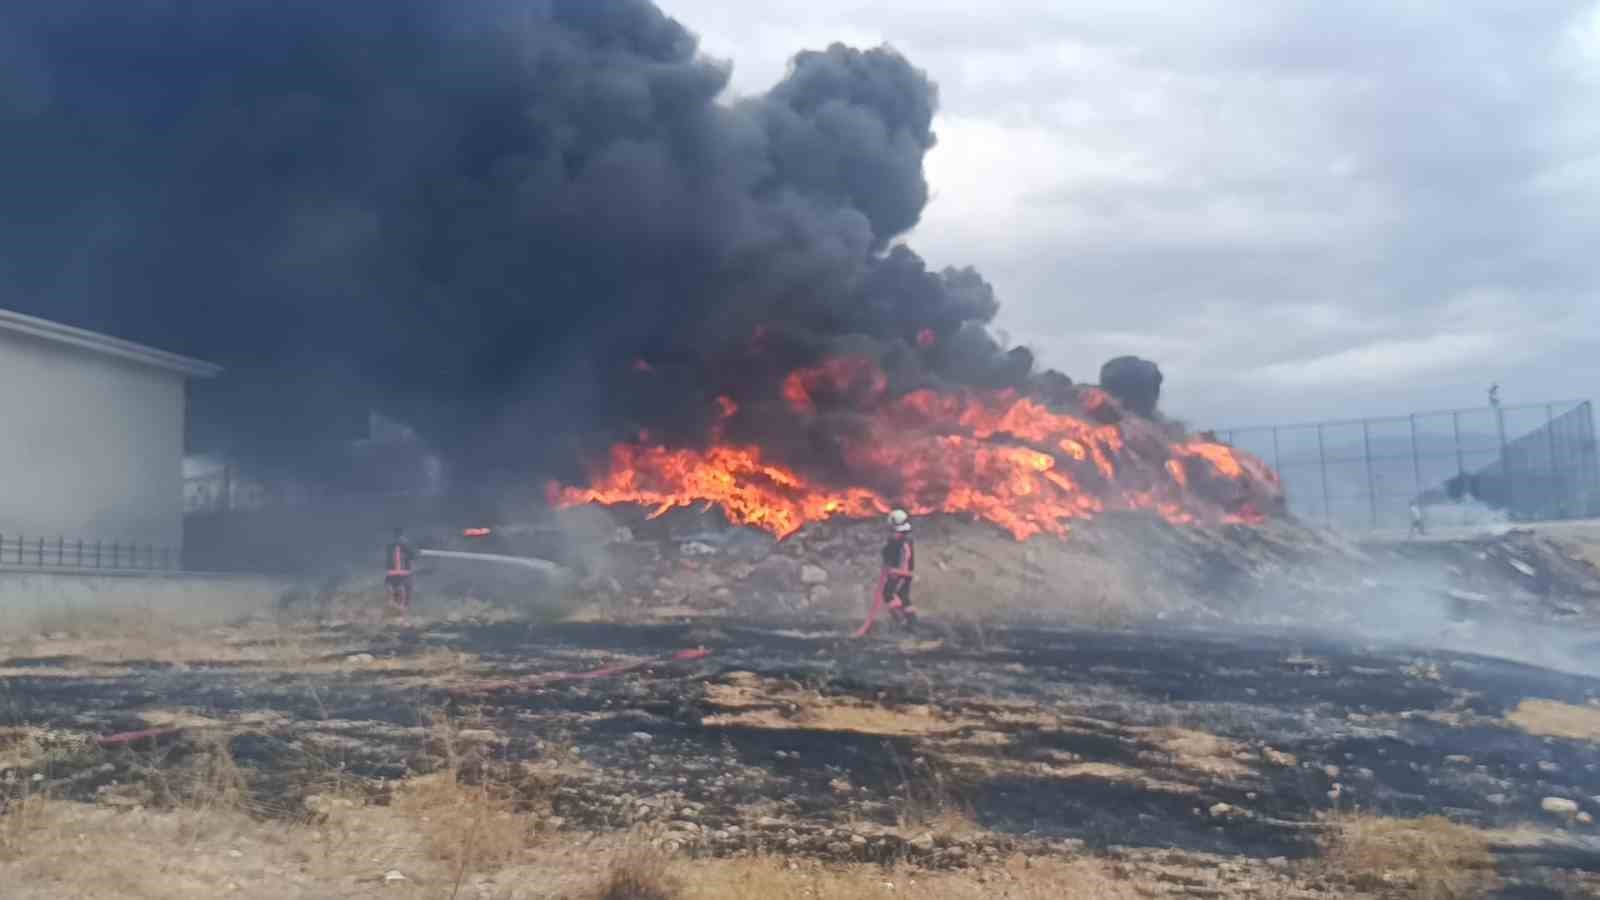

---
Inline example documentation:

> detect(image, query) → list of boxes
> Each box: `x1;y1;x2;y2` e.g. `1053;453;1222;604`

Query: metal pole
1586;402;1600;515
1362;421;1377;528
1317;424;1331;526
1496;404;1512;516
1272;427;1282;474
1546;404;1561;519
1409;415;1423;499
1453;411;1465;480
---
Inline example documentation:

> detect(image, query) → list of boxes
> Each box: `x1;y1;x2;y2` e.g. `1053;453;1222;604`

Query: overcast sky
664;0;1600;428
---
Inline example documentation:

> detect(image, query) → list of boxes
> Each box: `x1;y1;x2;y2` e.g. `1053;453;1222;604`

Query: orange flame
552;358;1282;540
782;357;888;417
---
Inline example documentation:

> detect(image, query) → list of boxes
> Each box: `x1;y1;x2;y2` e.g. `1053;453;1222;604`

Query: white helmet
887;509;912;532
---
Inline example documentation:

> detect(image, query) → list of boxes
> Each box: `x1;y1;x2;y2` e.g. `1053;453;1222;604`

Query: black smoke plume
0;0;1051;486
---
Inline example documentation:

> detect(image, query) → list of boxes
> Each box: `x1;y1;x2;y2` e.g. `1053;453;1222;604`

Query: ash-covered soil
6;615;1600;895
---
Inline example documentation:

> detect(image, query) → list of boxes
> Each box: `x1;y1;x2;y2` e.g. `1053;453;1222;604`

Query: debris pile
554;507;1600;634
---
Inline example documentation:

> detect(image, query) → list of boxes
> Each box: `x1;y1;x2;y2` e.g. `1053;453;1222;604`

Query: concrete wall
0;569;294;634
0;328;186;549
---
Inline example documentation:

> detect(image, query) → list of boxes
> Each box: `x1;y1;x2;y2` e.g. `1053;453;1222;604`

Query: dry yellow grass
0;800;1174;900
701;672;978;736
1139;726;1255;779
0;617;325;667
583;847;682;900
662;855;1143;900
1321;813;1499;899
1505;698;1600;742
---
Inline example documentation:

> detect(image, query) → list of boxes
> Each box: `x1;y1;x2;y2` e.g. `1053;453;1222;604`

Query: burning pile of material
552;355;1282;541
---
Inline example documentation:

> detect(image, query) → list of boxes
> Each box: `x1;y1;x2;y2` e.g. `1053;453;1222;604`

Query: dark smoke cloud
0;0;1049;483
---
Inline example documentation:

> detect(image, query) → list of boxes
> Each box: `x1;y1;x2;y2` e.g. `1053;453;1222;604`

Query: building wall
0;328;186;550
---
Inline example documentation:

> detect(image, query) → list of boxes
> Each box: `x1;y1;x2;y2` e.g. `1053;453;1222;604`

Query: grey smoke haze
0;0;1042;483
672;0;1600;427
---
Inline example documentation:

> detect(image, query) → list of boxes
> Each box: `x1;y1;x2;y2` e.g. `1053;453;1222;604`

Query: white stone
1542;797;1579;816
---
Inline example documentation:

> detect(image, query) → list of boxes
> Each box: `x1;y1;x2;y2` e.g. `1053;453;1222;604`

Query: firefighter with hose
854;509;919;637
385;528;418;613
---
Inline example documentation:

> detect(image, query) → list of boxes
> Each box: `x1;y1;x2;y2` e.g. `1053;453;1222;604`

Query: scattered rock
908;833;936;852
345;653;376;665
1208;803;1234;818
681;541;719;557
1580;812;1595;826
1445;755;1473;766
383;870;407;884
1262;748;1296;767
628;732;654;745
800;564;829;585
1541;797;1579;817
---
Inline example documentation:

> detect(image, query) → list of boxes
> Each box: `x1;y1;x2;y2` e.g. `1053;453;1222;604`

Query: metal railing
0;534;179;571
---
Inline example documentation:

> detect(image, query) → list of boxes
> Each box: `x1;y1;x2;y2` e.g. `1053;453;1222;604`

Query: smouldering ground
4;612;1600;897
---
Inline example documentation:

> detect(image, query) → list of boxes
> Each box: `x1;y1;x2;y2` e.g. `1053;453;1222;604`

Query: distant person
385;528;417;612
1409;502;1427;538
854;509;919;637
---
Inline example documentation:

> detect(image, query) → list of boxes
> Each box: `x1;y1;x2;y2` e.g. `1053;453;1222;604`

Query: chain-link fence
1212;400;1600;531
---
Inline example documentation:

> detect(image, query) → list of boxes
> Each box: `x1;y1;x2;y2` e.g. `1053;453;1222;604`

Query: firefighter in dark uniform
385;528;417;612
851;508;919;638
881;509;918;631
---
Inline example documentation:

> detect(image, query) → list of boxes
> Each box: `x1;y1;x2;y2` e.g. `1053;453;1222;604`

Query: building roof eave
0;307;222;379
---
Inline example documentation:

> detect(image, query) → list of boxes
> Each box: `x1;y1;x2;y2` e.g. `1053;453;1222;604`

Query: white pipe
418;549;575;582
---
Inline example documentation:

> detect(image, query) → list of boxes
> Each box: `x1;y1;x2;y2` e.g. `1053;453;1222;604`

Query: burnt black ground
5;619;1600;885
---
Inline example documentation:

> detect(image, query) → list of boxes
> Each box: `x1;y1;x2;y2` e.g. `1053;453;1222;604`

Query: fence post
1272;427;1282;474
1409;415;1423;501
1496;404;1512;517
1546;404;1561;519
1317;424;1331;526
56;536;63;566
94;541;101;568
16;534;22;565
1453;411;1466;483
1362;421;1377;528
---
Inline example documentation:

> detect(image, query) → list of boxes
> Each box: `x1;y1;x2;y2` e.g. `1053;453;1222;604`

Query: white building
0;308;219;561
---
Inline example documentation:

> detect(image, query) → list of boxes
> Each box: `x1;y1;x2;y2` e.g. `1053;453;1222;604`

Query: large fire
551;357;1282;540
